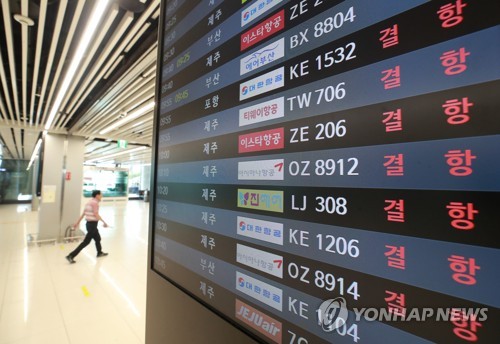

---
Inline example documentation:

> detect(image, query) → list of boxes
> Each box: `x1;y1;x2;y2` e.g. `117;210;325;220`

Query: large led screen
151;1;500;342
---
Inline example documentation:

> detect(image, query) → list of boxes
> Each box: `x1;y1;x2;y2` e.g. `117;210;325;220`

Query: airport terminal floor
0;201;149;344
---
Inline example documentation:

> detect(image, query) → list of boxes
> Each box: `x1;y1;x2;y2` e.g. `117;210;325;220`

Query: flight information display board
151;1;500;343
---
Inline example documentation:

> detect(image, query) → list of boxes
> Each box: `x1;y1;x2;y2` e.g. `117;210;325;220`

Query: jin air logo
318;297;349;332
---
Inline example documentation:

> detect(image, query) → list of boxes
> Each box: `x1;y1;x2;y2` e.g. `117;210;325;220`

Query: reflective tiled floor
0;201;149;344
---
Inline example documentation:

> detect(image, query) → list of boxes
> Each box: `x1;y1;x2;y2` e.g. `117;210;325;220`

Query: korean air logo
239;221;246;231
239;67;284;101
243;11;250;21
238;277;245;288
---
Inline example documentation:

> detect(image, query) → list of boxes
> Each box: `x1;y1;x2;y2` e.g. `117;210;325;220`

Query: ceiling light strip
1;0;21;122
26;138;42;171
124;89;156;114
69;63;149;133
13;128;23;159
103;56;124;80
142;64;156;78
67;1;159;116
73;42;157;126
21;0;29;125
64;12;135;115
0;128;18;160
0;96;7;123
92;0;159;83
29;0;48;126
83;82;155;134
102;111;153;137
151;8;161;20
74;50;156;132
86;146;147;162
0;47;15;122
95;30;158;107
99;101;154;135
57;3;121;122
124;23;151;53
41;0;85;129
35;0;68;126
44;0;111;131
70;59;153;133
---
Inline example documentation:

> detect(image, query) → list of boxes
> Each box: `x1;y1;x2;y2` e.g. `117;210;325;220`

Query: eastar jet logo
238;127;284;153
241;9;285;51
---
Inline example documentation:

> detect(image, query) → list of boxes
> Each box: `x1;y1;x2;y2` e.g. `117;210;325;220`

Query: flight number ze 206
288;158;359;176
290;0;327;21
290;119;347;143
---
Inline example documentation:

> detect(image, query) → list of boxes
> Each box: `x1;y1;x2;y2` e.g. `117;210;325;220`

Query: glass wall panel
0;159;33;203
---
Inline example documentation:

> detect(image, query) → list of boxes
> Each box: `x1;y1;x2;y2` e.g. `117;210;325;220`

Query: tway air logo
240;67;284;101
240;38;285;76
237;216;283;245
236;271;283;311
241;0;284;27
235;299;282;343
236;243;283;278
239;96;285;127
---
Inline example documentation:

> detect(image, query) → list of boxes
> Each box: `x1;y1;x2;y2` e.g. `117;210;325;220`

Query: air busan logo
240;38;285;76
